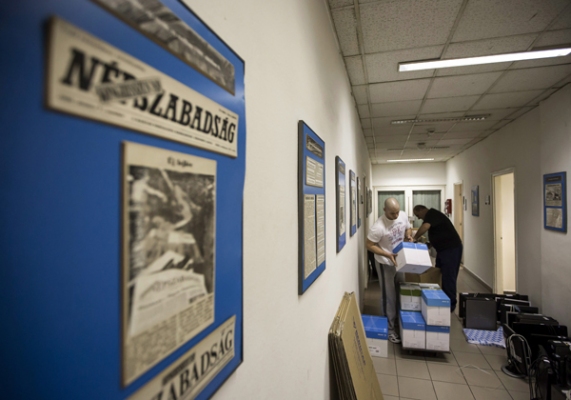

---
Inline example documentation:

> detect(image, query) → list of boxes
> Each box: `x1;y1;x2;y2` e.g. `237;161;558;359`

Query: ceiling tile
421;96;480;113
527;88;560;106
408;132;446;141
361;116;372;127
503;107;535;120
411;122;456;133
551;5;571;29
345;56;366;85
363;128;373;136
375;135;410;144
441;131;482;139
358;105;370;118
472;90;544;109
328;0;354;9
452;0;569;42
352;85;368;104
365;137;375;144
370;100;422;117
369;79;431;103
448;120;498;132
490;64;571;92
428;72;502;98
365;46;443;83
535;28;571;47
446;35;536;58
331;8;360;56
359;0;464;53
436;138;473;146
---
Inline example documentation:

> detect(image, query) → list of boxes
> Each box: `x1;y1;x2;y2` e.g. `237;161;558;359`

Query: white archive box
393;242;432;274
421;289;451;327
425;325;450;351
399;311;426;350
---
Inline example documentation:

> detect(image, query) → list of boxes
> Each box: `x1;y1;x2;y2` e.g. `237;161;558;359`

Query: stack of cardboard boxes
395;242;451;352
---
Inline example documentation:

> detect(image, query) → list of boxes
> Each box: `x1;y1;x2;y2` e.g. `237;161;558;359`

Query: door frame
492;167;518;294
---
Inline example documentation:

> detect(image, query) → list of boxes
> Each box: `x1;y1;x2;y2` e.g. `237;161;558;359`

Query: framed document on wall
544;171;567;232
350;170;357;236
336;156;347;252
298;121;326;294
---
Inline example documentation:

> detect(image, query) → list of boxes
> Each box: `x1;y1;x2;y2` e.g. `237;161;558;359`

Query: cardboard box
393;242;432;274
399;284;422;311
425;325;450;351
404;267;442;286
421;289;451;326
399;311;426;349
362;315;388;358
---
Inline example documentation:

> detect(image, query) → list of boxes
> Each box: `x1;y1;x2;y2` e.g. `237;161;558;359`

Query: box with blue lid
425;325;450;351
362;315;388;358
421;289;451;326
399;311;426;349
393;242;432;274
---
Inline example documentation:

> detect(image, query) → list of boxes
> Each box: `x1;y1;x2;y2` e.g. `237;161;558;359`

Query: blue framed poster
298;121;326;294
471;185;479;216
336;156;347;252
350;170;357;236
0;1;245;399
544;172;567;232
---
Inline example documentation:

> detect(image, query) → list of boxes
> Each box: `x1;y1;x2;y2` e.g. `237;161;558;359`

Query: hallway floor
363;267;531;400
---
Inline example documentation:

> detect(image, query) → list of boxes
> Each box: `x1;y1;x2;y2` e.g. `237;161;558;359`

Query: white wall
539;85;571;328
446;108;542;306
372;162;447;186
182;1;372;399
446;85;571;322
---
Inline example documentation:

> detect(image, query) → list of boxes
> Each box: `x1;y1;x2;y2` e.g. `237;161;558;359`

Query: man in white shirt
366;197;412;343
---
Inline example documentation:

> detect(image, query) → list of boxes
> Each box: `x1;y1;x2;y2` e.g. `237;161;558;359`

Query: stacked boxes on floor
398;285;451;351
399;311;426;349
362;315;388;358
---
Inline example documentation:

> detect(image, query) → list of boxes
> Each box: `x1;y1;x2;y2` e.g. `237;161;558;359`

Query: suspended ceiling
327;0;571;163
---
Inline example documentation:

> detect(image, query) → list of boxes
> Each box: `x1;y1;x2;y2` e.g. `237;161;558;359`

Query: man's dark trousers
436;245;463;312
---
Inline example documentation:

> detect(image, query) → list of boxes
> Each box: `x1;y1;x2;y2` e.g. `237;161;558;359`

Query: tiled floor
363;266;531;400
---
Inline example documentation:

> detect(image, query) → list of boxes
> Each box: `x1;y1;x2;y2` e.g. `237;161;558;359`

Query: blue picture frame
543;172;567;233
336;156;347;252
471;185;479;216
350;170;357;236
298;121;326;294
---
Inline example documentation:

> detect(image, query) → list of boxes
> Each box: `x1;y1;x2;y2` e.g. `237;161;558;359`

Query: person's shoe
388;333;401;344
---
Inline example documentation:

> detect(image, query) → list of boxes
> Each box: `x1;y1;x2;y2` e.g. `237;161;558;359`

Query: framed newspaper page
336;156;347;252
349;170;357;236
297;121;326;294
544;171;567;232
122;142;217;385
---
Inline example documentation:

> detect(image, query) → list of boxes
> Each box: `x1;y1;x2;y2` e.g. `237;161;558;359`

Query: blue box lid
393;242;429;253
399;311;426;331
362;315;388;339
421;289;450;307
426;325;451;333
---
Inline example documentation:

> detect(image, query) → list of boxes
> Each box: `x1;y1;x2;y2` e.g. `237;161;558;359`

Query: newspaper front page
123;141;216;385
46;17;238;157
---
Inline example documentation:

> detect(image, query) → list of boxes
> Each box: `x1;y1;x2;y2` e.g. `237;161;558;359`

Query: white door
493;172;516;293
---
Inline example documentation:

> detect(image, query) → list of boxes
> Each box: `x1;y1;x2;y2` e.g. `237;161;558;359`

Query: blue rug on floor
463;326;506;348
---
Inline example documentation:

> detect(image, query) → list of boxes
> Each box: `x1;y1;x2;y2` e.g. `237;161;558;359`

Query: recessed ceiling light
398;47;571;72
391;115;490;124
387;158;435;162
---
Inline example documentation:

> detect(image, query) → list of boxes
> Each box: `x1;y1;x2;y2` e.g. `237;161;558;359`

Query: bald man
366;197;412;343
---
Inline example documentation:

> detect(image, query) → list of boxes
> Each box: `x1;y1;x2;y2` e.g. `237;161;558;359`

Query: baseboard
461;264;493;292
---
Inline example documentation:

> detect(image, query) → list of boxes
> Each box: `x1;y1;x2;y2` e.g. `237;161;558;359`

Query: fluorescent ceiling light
387;158;434;162
391;114;490;124
399;47;571;72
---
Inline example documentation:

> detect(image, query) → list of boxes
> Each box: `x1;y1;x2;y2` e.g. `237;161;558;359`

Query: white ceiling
327;0;571;164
